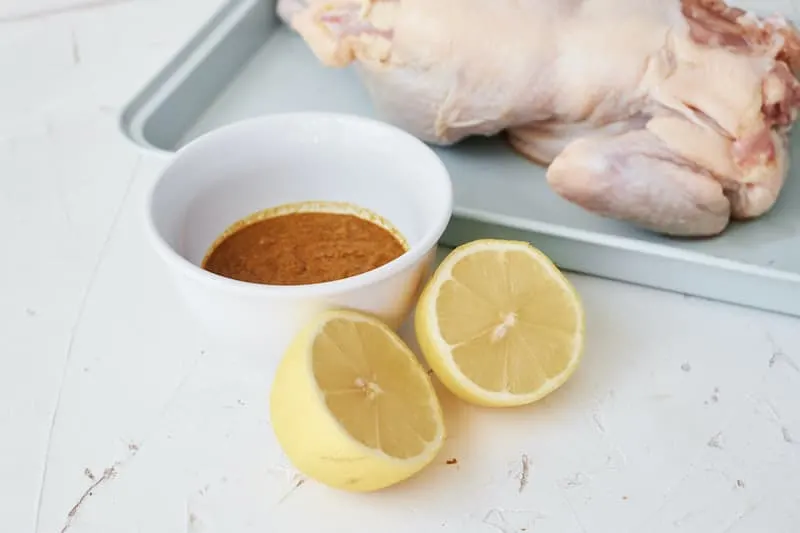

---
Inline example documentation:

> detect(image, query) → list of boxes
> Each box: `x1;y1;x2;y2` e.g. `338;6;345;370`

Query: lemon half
415;239;585;407
270;309;445;492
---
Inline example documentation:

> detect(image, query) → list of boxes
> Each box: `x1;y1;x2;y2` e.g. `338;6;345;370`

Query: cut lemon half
270;309;445;492
415;239;584;407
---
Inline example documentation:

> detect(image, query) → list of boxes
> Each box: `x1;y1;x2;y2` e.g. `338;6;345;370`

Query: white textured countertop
2;1;800;532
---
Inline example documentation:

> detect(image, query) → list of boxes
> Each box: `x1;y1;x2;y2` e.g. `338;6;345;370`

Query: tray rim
453;206;799;282
117;0;800;317
119;0;262;156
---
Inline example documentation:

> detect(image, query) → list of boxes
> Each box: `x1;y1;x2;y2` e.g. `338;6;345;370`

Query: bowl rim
144;112;454;297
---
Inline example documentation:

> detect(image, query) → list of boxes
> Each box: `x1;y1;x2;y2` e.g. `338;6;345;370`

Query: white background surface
1;1;800;532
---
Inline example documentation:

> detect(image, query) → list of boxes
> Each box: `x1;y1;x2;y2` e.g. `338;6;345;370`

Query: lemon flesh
270;309;445;492
415;240;585;407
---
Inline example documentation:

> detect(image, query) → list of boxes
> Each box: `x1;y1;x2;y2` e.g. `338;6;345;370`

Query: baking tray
120;0;800;316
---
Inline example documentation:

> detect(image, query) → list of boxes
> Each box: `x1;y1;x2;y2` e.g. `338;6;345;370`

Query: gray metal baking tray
120;0;800;316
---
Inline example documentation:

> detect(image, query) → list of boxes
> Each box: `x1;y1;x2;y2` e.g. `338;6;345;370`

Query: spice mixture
202;211;407;285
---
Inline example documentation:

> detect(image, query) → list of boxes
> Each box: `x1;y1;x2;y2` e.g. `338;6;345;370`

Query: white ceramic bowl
146;112;453;356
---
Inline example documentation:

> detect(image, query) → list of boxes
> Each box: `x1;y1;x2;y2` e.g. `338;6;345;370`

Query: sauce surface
202;211;407;286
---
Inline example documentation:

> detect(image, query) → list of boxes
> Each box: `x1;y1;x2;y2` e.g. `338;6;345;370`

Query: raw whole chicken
277;0;800;236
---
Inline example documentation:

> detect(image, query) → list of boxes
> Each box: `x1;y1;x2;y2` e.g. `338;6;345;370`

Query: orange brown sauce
202;210;407;286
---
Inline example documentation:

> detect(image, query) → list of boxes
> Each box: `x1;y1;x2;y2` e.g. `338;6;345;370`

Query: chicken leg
546;127;732;236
